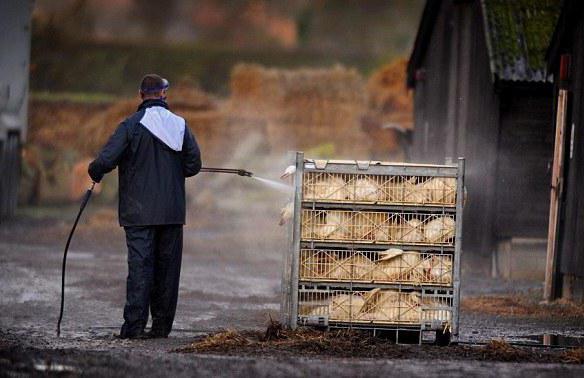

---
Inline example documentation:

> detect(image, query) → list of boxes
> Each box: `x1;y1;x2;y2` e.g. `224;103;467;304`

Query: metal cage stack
281;152;465;344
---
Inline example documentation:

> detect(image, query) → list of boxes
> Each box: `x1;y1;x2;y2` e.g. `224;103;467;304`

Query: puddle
67;251;95;260
513;334;584;347
34;360;79;373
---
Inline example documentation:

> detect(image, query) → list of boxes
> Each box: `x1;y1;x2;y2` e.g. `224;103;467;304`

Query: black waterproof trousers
120;225;183;338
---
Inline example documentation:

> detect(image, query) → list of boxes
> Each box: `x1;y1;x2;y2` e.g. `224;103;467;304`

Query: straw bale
229;63;366;132
424;216;456;243
169;82;216;110
366;58;413;130
84;85;217;155
229;65;286;101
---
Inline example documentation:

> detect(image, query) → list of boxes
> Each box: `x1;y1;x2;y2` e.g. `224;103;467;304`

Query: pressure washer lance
57;181;96;337
199;167;254;177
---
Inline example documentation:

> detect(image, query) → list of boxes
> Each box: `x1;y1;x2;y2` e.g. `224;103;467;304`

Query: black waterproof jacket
88;99;202;226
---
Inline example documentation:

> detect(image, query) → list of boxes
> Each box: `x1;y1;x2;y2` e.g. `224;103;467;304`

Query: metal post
451;157;465;342
288;151;304;329
280;153;294;325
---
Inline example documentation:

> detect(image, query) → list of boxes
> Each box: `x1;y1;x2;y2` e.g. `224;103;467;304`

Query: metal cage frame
281;152;465;344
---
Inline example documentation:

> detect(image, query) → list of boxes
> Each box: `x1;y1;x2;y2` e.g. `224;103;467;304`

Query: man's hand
88;161;104;183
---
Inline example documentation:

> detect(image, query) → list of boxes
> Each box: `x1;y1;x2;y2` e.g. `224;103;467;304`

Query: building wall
495;88;554;239
411;0;453;163
557;11;584;292
411;1;500;261
458;1;500;260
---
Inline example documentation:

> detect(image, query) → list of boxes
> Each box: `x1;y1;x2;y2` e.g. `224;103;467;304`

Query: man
88;74;202;339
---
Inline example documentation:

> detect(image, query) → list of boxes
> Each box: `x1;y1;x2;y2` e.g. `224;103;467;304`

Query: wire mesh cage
299;249;453;285
298;287;453;325
281;153;465;343
301;209;456;245
303;172;456;206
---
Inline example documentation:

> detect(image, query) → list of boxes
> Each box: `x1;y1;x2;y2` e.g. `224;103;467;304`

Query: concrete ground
1;167;583;377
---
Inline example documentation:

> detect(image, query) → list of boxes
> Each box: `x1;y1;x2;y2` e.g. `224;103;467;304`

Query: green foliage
484;0;561;78
305;143;337;159
31;91;118;104
30;42;383;95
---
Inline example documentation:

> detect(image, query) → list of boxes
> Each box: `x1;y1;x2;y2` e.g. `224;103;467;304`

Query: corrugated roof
481;0;561;82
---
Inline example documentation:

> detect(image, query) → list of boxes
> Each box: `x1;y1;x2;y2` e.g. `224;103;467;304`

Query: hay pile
481;340;529;361
366;58;413;130
563;348;584;363
178;326;381;356
176;323;584;364
24;84;227;204
23;100;113;203
84;84;219;155
462;291;584;320
184;329;251;352
229;63;368;155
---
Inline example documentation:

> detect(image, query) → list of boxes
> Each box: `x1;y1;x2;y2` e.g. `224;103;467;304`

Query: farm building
545;0;584;302
407;0;560;271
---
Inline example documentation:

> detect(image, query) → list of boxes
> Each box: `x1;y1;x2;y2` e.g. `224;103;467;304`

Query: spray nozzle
237;169;253;177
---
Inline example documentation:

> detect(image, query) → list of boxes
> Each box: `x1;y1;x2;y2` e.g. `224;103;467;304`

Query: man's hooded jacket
89;99;202;226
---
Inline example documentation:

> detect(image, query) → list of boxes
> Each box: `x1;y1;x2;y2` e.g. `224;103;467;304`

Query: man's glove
88;161;104;183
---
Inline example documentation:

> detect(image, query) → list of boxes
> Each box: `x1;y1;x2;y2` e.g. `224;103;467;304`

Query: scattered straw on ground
186;329;251;352
481;340;529;362
461;291;584;320
563;348;584;364
175;321;583;364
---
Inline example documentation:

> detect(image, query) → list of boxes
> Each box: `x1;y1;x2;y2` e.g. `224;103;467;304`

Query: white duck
280;165;296;180
279;202;294;225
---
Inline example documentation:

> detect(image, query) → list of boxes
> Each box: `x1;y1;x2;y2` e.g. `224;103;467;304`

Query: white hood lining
139;106;185;151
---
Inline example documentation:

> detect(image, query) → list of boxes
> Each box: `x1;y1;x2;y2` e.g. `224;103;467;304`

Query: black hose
56;182;96;337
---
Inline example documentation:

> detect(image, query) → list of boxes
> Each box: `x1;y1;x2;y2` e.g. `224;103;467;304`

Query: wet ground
1;169;584;377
